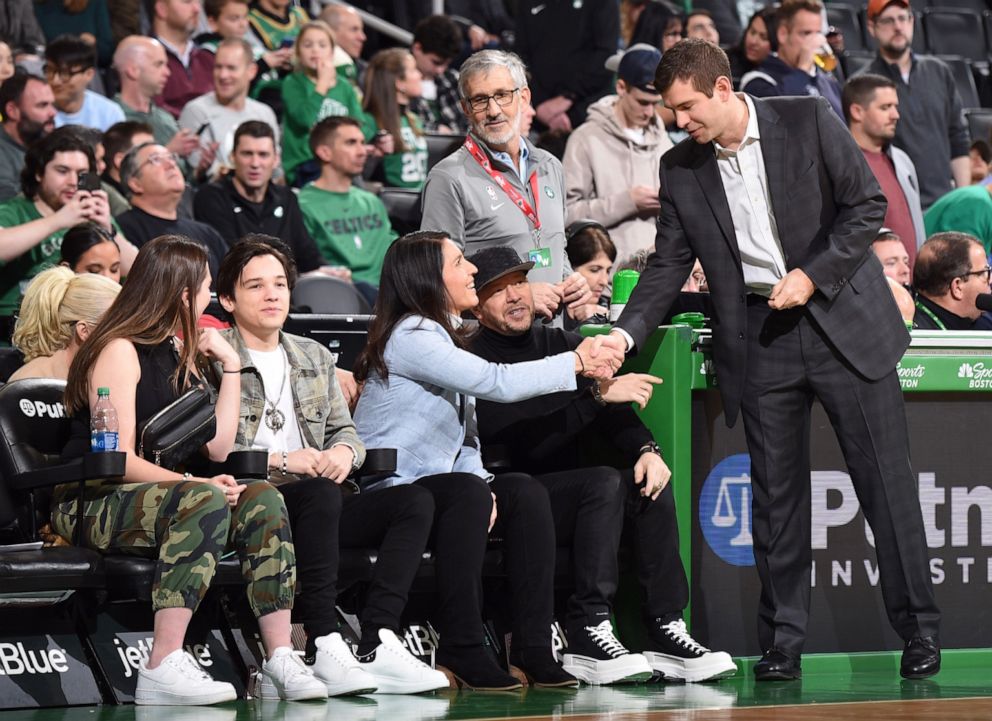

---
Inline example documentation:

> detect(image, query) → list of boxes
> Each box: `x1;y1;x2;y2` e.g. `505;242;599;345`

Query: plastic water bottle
90;387;119;452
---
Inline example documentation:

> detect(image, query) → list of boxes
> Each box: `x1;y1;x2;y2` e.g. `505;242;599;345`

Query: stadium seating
923;8;988;62
939;56;982;109
379;186;424;236
966;107;992;142
292;274;373;314
827;4;867;53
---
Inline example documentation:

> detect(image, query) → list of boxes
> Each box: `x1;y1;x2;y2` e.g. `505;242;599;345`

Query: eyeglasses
137;151;180;171
43;64;90;81
873;14;912;27
466;87;521;113
962;265;992;283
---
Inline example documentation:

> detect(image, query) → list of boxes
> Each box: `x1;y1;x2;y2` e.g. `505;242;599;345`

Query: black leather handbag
137;385;216;470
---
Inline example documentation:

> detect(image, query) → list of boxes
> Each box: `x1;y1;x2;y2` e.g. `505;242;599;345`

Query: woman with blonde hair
363;47;428;189
9;265;119;381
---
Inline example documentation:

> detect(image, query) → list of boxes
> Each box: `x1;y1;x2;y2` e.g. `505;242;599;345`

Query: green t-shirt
381;114;428;190
280;71;375;185
297;184;397;286
0;196;66;315
924;184;992;254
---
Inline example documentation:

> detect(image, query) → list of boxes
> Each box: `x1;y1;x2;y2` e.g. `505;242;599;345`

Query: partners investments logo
699;454;755;566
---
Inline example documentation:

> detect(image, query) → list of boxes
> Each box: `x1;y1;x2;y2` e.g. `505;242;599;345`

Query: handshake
572;333;628;380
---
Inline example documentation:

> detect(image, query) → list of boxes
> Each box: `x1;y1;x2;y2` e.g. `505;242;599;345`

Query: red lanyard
463;135;542;240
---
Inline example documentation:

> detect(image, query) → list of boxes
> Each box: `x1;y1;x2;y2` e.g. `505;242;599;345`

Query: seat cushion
0;547;104;594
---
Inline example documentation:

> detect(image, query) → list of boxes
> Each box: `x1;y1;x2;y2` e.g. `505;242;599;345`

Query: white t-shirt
247;346;304;453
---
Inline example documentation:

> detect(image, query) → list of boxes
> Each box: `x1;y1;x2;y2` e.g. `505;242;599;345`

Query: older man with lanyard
421;49;592;327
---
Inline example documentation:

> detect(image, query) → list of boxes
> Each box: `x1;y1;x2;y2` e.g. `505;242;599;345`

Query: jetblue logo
699;454;755;566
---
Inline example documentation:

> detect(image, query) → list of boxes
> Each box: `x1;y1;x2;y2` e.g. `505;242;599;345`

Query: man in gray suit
606;39;940;681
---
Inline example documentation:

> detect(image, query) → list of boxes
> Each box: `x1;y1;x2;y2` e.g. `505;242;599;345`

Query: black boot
436;645;522;690
509;646;578;688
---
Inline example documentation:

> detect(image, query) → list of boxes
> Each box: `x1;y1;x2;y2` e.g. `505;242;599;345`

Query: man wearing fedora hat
563;44;674;265
467;246;738;684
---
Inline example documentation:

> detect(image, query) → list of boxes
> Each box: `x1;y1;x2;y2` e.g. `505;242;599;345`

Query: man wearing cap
563;45;674;265
421;49;593;327
859;0;970;208
605;39;940;682
467;245;739;685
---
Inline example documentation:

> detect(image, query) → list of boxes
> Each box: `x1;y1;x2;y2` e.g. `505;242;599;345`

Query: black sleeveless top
62;339;192;462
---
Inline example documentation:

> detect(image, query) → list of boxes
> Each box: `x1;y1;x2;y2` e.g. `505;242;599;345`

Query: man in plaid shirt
409;15;468;134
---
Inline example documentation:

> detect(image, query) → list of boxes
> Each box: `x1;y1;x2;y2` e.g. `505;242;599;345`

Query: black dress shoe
901;636;940;679
436;645;523;690
509;647;579;688
753;648;801;681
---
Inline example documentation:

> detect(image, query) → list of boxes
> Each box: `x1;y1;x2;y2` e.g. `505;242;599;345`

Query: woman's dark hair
21;125;96;199
65;235;209;414
735;6;778;58
566;223;618;268
629;0;683;49
60;222;119;270
355;230;469;382
216;234;298;302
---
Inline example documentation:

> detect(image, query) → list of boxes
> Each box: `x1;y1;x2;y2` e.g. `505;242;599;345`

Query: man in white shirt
609;38;939;683
179;38;279;179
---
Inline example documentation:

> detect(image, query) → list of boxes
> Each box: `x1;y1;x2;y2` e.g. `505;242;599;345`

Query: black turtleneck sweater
468;324;651;474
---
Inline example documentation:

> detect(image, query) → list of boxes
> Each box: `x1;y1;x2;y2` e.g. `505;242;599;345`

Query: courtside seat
0;547;104;597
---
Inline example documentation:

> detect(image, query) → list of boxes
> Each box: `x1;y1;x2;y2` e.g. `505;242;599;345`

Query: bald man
320;4;367;95
113;36;201;170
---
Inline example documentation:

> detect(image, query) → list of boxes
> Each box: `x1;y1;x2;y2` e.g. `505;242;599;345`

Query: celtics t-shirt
0;196;70;315
381;114;428;190
248;4;309;50
297;184;397;286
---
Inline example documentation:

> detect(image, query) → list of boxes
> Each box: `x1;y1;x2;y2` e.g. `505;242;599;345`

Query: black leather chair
292;274;373;315
937;55;982;109
379;187;423;236
424;133;462;173
966;107;992;143
827;4;866;52
924;8;987;61
0;379;123;599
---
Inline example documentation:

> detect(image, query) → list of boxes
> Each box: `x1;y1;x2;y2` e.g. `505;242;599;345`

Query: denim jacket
353;315;576;490
219;327;365;465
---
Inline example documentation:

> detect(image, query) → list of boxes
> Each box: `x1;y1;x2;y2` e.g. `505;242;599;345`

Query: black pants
620;470;690;622
280;477;434;642
741;302;939;655
537;466;623;626
415;472;557;650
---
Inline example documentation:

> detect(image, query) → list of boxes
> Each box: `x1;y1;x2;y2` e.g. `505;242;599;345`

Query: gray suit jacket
617;96;908;426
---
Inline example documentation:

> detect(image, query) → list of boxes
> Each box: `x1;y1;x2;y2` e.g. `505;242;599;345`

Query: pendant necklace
262;347;288;432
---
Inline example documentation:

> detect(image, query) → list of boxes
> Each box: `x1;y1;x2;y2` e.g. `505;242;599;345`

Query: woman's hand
318;445;355;483
203;474;246;507
198;328;240;372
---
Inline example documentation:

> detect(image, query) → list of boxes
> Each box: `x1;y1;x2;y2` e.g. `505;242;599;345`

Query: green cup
609;269;640;322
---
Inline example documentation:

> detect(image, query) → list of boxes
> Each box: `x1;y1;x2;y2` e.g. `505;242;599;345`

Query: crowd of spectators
1;0;990;707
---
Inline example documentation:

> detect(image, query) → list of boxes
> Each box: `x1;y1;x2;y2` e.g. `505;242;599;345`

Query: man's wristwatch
591;381;607;406
639;441;663;458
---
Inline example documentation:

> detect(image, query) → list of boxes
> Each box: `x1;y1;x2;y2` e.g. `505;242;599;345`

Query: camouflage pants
52;479;296;616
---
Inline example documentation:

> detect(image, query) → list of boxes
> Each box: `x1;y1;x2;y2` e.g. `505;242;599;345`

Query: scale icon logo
699;454;755;566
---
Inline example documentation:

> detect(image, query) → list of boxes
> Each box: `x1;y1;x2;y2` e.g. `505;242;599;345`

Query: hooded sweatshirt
562;95;674;265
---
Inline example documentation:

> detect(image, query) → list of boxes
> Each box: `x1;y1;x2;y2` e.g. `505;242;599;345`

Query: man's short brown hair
655;38;731;97
777;0;824;28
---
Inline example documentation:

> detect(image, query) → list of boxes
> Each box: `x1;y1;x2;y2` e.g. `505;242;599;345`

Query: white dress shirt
714;93;788;296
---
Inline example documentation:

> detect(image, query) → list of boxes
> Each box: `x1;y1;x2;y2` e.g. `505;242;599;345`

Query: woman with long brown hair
364;47;429;189
57;235;327;705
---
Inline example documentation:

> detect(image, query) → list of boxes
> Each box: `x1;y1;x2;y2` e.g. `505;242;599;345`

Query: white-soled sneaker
312;632;378;696
258;647;328;701
359;629;449;694
562;620;654;685
643;618;738;682
135;649;238;706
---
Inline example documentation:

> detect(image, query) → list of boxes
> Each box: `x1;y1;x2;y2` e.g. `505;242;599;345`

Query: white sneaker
312;632;378;696
643;618;738;683
562;620;654;685
359;629;449;694
259;647;328;701
135;649;238;706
